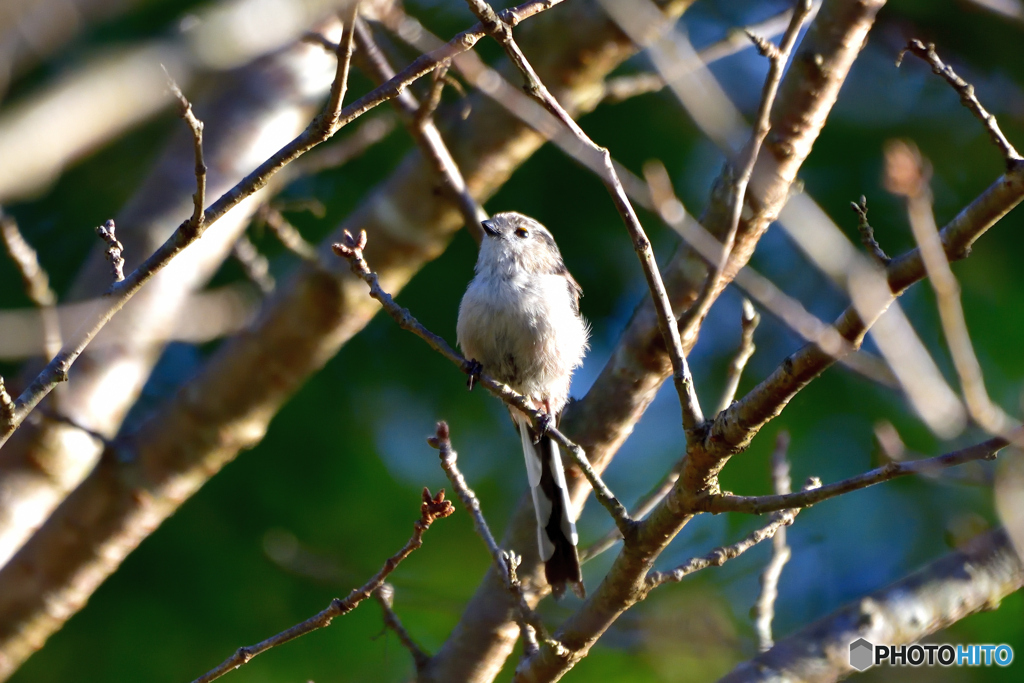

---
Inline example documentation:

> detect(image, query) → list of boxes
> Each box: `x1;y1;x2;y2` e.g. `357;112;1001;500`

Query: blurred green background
2;0;1023;681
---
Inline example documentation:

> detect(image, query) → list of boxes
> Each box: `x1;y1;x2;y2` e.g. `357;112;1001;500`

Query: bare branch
717;299;760;415
706;434;1010;515
684;0;815;343
0;3;668;676
579;457;684;564
164;71;207;231
720;528;1024;682
324;2;360;135
752;433;793;652
429;422;564;660
0;0;566;448
0;212;62;361
0;214;57;311
883;139;1017;437
231;235;275;294
373;583;431;672
599;3;819;105
600;73;666;104
644;508;800;590
351;19;487;242
464;0;704;433
689;158;1024;487
851;196;890;265
333;232;632;533
257;206;320;264
897;39;1022;165
190;487;453;683
94;220;125;283
643;160;876;381
287;114;397;180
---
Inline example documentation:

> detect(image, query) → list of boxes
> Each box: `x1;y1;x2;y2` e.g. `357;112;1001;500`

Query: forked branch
191;488;453;683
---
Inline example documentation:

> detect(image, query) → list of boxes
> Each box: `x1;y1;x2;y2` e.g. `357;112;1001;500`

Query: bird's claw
465;359;483;391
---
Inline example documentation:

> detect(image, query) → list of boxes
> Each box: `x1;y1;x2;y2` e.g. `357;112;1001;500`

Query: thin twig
428;422;562;659
716;298;760;415
351;19;486;242
682;0;815;345
644;507;801;590
883;139;1016;437
463;0;704;434
897;39;1022;166
94;219;125;283
600;72;666;104
332;232;632;533
0;211;62;361
257;206;320;263
231;234;275;294
599;8;816;106
580;457;685;564
373;583;431;672
874;420;992;487
191;488;453;683
643;160;870;375
0;0;565;448
752;432;793;651
164;71;207;231
706;434;1012;515
851;195;890;265
288;114;397;179
325;2;361;134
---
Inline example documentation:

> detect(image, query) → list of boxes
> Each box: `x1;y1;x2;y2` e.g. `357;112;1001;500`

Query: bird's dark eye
515;228;529;238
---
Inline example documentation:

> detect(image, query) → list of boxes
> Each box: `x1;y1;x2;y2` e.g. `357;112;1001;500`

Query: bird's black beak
481;219;499;237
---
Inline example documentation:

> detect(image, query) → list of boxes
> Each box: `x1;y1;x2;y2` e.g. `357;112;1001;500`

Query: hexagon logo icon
850;638;874;671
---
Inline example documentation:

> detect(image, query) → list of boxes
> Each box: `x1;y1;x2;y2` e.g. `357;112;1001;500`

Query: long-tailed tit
457;212;590;598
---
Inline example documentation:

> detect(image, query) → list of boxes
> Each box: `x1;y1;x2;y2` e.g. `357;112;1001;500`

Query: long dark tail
519;421;584;599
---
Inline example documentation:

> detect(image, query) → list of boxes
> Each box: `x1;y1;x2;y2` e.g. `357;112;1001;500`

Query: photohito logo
849;638;1014;671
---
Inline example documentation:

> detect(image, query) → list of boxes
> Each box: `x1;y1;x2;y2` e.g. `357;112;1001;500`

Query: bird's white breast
457;269;587;411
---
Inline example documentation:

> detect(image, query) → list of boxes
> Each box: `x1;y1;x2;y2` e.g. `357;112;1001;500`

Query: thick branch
465;0;704;433
0;2;583;675
719;528;1024;682
463;3;890;681
0;0;558;447
685;156;1024;493
683;0;814;344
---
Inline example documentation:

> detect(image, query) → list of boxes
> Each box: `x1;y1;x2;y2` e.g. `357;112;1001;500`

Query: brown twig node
95;219;125;282
897;39;1022;167
851;196;890;265
745;30;780;60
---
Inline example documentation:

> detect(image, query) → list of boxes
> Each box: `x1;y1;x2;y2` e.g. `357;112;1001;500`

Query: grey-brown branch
190;488;453;683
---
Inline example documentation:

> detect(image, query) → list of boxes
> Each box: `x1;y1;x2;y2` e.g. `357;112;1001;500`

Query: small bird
457;212;590;598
